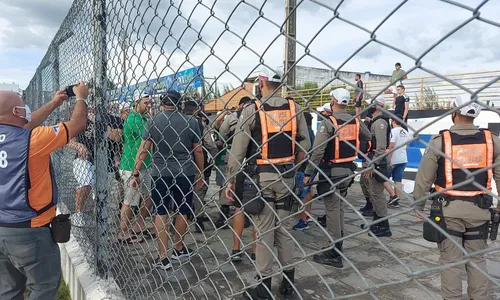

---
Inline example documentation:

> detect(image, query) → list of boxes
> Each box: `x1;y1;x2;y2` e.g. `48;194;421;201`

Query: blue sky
1;0;500;90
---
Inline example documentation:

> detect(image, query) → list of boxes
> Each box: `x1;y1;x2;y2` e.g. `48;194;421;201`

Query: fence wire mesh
21;0;500;299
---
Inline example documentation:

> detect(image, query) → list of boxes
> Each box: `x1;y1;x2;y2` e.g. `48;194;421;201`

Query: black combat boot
279;269;295;299
214;205;230;229
318;215;327;227
359;198;373;216
369;219;392;237
313;242;343;268
360;214;378;229
244;278;272;300
195;218;205;233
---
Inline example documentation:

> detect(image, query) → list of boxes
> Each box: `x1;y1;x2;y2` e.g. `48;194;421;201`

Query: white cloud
1;0;500;93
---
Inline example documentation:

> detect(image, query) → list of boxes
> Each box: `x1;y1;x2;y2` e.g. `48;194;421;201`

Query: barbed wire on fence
21;0;500;299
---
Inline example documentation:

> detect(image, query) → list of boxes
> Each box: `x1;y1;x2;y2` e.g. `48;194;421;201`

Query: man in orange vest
414;94;499;300
226;70;310;299
304;88;371;268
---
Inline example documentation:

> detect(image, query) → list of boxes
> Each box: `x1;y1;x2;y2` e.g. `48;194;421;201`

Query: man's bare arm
133;140;153;173
24;89;68;129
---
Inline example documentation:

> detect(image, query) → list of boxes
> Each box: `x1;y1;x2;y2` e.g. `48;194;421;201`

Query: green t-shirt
120;111;151;171
392;69;406;83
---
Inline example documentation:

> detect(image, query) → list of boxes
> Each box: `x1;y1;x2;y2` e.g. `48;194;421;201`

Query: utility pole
284;0;297;93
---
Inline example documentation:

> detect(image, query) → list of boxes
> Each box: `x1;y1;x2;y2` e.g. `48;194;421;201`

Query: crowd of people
0;62;498;299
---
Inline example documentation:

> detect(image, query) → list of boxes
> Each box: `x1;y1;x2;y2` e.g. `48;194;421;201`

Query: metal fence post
92;0;109;278
36;71;43;110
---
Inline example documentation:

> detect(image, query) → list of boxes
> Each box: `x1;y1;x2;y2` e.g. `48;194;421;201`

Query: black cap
239;96;252;106
183;100;199;108
161;90;182;106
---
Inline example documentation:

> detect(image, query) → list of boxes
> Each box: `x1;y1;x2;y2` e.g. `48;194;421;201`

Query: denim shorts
151;176;195;215
390;163;406;182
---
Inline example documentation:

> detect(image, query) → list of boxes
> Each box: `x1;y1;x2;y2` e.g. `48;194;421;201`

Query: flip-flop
133;229;157;239
118;236;145;244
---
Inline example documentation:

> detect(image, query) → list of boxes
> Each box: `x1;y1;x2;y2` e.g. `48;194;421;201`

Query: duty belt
441;194;493;210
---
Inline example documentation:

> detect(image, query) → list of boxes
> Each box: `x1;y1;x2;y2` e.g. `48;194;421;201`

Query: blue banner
110;65;204;101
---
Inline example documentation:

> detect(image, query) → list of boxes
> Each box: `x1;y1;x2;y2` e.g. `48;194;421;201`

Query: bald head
0;91;26;126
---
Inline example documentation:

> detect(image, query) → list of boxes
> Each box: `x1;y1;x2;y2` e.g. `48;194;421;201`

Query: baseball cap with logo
329;88;350;105
452;94;481;118
366;96;385;107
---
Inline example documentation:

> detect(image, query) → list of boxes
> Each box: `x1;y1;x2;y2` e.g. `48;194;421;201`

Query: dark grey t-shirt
142;110;201;177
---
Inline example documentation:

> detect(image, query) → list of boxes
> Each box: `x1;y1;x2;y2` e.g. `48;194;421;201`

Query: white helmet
452;94;481;118
329;88;350;106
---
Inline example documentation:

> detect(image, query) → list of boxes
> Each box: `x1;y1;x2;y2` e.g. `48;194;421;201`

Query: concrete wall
294;65;391;87
0;83;20;93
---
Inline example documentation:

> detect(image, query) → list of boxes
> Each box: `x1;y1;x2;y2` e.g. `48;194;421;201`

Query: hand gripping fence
22;0;500;299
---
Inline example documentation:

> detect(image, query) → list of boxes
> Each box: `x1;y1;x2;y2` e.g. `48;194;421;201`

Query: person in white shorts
118;92;153;244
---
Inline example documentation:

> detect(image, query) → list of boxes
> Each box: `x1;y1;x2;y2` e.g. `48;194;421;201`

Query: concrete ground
94;176;500;300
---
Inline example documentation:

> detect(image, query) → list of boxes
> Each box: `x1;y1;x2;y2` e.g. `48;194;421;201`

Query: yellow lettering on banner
266;111;292;133
451;144;487;169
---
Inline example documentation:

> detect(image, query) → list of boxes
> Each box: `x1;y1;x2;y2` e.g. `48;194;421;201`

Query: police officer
213;96;253;229
304;88;371;268
183;100;217;232
362;96;392;237
414;94;499;300
359;115;373;215
226;71;310;299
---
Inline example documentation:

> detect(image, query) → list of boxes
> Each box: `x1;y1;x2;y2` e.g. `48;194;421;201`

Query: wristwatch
75;98;89;106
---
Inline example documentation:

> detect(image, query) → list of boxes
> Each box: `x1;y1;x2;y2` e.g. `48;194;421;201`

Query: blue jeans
0;226;61;300
390;163;407;182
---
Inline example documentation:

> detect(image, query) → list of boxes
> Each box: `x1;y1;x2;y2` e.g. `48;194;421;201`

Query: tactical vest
323;116;360;164
0;124;58;227
250;99;297;165
435;129;493;197
370;115;390;152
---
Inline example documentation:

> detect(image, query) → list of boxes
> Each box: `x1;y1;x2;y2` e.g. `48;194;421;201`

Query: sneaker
71;212;85;227
305;217;313;224
389;200;400;208
250;252;256;261
171;247;194;260
152;257;172;270
230;249;243;262
293;219;310;231
388;195;399;205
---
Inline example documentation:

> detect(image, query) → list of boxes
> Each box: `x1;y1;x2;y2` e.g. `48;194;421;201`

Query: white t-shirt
390;127;410;165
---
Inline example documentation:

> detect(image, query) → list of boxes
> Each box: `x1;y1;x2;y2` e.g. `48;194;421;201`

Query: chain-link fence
22;0;500;299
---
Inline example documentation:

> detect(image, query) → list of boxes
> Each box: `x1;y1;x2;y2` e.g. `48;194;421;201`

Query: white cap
329;88;350;105
317;103;332;112
119;102;130;111
452;94;481;118
133;90;150;102
366;96;385;107
258;70;282;83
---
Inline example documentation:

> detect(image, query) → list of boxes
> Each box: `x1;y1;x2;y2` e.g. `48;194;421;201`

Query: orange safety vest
434;129;493;197
252;99;297;165
323;116;360;164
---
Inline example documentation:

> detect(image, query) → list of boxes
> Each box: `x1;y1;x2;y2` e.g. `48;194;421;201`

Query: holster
239;167;266;215
275;195;293;212
317;172;352;197
50;214;71;243
423;199;447;243
374;161;389;183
